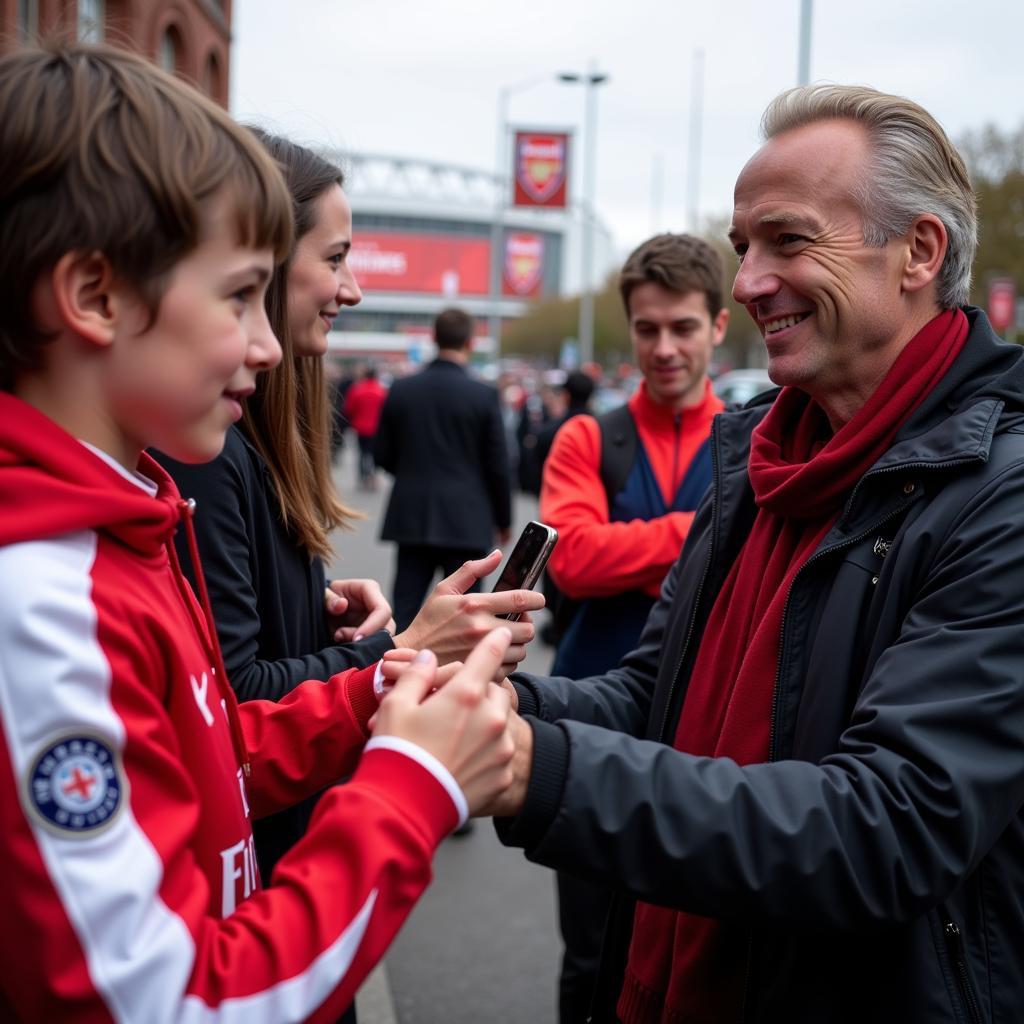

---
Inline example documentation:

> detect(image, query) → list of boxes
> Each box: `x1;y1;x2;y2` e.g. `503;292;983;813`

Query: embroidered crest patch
25;735;124;837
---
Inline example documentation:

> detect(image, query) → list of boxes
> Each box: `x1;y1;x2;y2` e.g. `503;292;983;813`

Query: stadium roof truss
321;151;607;233
326;151;502;208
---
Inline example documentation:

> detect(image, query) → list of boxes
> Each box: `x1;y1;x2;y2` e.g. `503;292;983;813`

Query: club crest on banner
513;131;570;208
504;233;544;296
24;734;125;837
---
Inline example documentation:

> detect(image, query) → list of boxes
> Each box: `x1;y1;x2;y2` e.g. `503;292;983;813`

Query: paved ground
326;447;564;1024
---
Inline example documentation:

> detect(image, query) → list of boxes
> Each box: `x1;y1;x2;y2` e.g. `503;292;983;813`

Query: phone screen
492;522;556;593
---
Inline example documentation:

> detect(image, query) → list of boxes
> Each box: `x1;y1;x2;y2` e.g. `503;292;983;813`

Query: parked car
713;368;776;406
590;384;631;415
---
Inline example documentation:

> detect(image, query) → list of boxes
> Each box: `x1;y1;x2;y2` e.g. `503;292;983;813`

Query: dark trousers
356;434;376;483
393;543;485;631
557;871;612;1024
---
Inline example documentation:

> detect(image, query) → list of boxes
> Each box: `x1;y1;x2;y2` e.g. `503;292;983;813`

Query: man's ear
901;214;947;296
712;306;730;346
33;251;125;347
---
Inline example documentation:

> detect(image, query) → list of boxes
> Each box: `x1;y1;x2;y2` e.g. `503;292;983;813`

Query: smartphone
491;521;558;621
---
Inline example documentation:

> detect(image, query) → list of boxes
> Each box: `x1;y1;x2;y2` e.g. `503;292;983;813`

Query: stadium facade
324;150;615;362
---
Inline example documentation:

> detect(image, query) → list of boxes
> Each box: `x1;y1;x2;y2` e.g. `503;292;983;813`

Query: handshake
358;547;545;823
373;625;533;821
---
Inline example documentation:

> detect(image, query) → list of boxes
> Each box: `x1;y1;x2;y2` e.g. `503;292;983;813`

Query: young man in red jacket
539;233;729;1021
0;43;517;1022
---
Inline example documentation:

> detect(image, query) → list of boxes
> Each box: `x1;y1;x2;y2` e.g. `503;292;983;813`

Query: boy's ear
33;251;130;347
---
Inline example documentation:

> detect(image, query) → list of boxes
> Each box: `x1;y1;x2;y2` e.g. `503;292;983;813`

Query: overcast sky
232;0;1024;262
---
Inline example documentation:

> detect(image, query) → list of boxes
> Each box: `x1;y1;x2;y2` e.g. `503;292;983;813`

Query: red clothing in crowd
344;377;387;438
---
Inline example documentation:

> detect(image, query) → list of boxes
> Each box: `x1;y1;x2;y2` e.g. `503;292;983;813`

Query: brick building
1;0;231;106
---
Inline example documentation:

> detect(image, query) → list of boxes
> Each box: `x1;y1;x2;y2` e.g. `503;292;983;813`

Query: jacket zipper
739;459;973;1020
739;452;978;1018
741;505;915;1022
939;910;983;1024
766;453;979;761
764;500;911;760
672;412;682;495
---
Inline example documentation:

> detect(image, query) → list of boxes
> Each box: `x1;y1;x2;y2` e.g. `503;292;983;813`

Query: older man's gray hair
761;84;977;310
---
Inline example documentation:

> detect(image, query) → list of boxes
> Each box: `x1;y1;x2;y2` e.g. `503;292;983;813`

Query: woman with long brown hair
156;131;540;883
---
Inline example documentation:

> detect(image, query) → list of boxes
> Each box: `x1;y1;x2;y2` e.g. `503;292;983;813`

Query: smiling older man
480;84;1024;1023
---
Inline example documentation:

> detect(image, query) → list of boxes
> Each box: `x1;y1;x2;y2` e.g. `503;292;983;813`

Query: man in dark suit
374;308;513;630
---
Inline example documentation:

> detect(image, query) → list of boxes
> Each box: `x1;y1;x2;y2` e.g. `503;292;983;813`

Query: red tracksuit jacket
0;393;462;1022
541;380;724;599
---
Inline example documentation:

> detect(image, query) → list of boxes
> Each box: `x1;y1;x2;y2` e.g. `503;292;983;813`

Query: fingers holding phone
390;533;550;666
490;521;558;622
493;610;535;680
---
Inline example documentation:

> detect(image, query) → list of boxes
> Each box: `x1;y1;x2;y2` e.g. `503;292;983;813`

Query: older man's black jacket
504;309;1024;1023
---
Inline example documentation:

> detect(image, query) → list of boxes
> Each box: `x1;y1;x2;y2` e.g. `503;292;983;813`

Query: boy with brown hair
0;42;515;1021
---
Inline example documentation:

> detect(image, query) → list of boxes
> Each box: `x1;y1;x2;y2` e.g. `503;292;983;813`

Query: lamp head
557;71;609;85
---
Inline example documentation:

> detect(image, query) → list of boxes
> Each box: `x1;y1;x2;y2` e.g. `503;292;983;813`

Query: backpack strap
542;402;639;644
596;402;638;504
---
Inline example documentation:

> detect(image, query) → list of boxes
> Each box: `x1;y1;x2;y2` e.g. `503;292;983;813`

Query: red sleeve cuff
335;664;379;736
353;746;461;845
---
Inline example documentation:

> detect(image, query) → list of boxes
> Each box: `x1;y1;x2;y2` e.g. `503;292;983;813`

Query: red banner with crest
502;232;544;296
513;130;570;209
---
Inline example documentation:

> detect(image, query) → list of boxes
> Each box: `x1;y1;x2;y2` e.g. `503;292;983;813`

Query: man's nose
652;329;677;357
732;249;778;307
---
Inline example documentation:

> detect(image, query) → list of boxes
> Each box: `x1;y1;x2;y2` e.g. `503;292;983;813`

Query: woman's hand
325;578;395;642
392;550;544;679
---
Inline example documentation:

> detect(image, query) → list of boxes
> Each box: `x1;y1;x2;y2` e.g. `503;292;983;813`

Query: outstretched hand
325;578;396;642
372;627;517;815
392;550;544;678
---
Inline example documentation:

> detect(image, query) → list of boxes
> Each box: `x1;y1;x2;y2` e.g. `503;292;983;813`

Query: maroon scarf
619;309;968;1024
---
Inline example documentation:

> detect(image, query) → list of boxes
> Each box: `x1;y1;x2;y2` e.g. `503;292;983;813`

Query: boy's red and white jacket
0;393;465;1023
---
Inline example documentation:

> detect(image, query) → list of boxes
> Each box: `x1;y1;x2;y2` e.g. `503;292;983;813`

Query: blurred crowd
328;356;774;497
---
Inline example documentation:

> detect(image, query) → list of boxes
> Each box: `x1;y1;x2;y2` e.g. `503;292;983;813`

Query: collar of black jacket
428;356;467;372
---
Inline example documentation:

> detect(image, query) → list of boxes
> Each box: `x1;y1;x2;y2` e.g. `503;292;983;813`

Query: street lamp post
686;48;705;234
798;0;813;85
559;61;609;368
488;74;552;360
